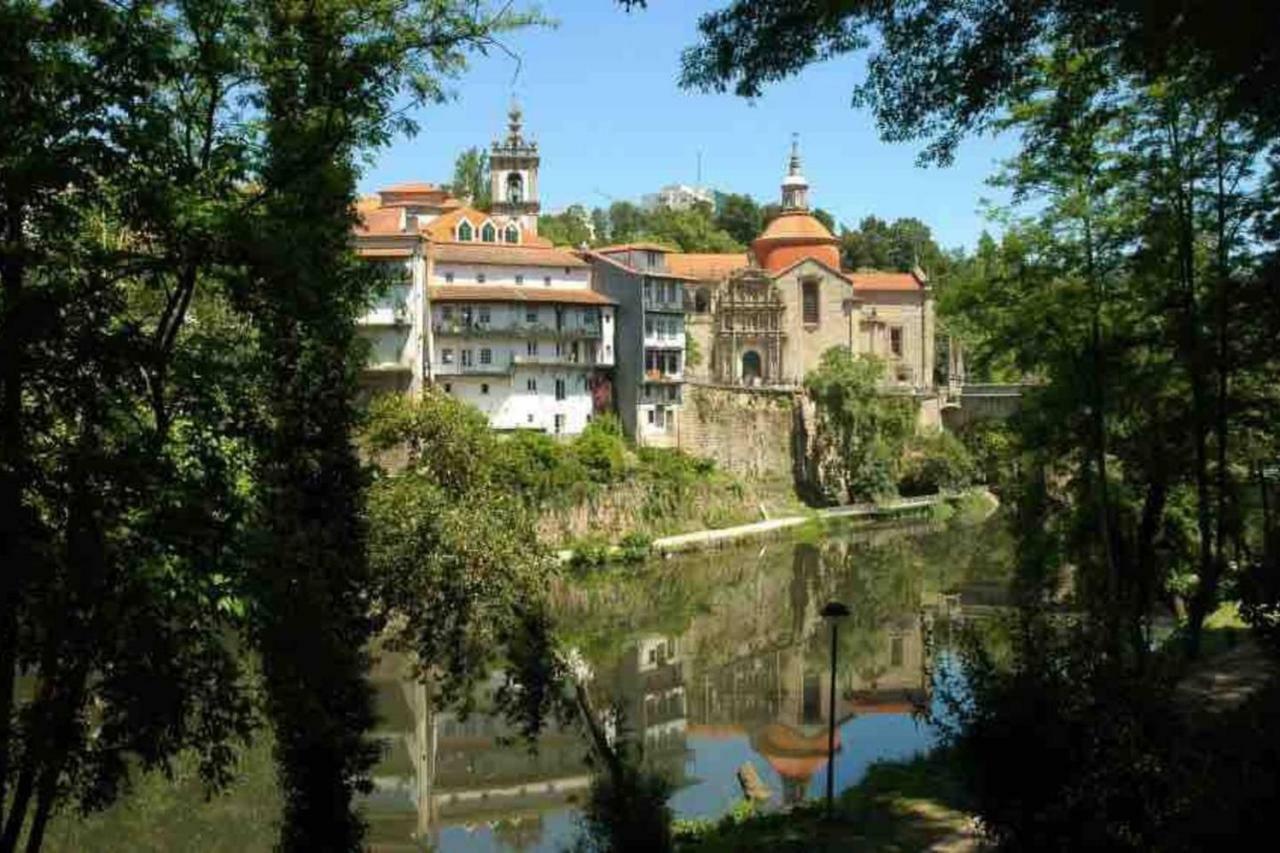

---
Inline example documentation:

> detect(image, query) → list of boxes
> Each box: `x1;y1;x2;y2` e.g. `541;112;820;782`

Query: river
366;514;1010;851
42;513;1011;852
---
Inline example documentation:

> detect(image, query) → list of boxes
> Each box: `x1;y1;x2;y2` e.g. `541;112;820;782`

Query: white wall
434;262;590;290
440;372;595;435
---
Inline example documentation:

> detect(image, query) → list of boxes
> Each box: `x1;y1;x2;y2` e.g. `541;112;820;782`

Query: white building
354;108;617;436
640;183;715;212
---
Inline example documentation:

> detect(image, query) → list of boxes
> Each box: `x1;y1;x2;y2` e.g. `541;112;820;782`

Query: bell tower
489;100;541;235
780;133;810;211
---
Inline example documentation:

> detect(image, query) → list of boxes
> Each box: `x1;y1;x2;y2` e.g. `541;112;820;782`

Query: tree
450;146;491;209
676;0;1280;162
811;207;836;233
803;349;917;503
540;203;594;247
642;202;742;252
361;393;567;738
714;192;762;244
606;200;647;243
0;1;543;850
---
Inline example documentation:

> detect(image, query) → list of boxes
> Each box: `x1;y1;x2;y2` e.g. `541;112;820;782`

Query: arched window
694;288;710;313
506;172;523;204
741;350;762;382
481;222;496;242
504;224;520;244
457;220;473;242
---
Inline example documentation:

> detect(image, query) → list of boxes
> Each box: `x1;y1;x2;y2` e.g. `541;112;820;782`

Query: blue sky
359;0;1016;252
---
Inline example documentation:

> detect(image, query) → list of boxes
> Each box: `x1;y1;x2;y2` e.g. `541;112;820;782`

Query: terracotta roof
754;210;838;244
355;206;405;236
380;181;447;194
433;242;587;268
421;208;490;241
849;270;926;292
665;252;751;281
594;241;679;254
582;250;702;281
769;253;857;286
427;285;614;305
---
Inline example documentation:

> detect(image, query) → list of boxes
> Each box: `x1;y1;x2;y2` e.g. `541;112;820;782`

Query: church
669;140;937;405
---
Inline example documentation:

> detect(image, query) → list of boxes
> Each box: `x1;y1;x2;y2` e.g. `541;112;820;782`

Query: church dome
752;210;841;272
752;137;842;273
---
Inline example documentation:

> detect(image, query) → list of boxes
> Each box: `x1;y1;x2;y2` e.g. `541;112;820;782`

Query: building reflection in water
362;521;981;850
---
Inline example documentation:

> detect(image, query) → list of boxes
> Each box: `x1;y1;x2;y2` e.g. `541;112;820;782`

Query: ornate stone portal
711;268;787;385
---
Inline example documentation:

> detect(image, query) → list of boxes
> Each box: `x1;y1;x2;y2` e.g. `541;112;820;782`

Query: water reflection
366;517;1010;852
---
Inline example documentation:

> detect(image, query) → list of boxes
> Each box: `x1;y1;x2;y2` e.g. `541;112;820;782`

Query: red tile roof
850;270;926;292
355;206;405;236
665;252;751;281
433;242;587;268
427;285;615;305
594;241;679;254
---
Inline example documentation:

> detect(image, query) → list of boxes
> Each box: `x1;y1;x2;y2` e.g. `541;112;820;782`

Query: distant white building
354;106;617;436
640;183;715;212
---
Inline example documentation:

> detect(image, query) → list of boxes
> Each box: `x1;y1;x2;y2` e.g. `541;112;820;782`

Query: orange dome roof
752;211;841;273
752;722;843;781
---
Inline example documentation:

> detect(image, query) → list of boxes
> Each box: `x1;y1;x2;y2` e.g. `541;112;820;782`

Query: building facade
585;244;692;446
354;108;616;436
671;139;936;396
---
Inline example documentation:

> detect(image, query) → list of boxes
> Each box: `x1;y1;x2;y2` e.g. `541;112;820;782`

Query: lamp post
820;600;850;819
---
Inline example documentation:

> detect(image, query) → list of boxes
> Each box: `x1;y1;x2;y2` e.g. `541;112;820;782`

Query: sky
359;0;1018;252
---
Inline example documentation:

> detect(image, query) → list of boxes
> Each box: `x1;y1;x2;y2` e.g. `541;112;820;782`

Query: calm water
365;515;1011;852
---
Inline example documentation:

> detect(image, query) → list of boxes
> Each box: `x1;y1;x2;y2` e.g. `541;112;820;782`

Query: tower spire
781;133;809;210
506;96;524;145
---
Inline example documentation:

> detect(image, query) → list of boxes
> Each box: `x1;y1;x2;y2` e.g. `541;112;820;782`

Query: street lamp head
820;601;851;621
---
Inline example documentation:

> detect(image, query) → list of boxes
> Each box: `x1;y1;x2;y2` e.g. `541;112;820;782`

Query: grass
674;750;978;852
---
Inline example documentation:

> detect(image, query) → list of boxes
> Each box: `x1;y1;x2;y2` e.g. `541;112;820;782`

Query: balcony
432;320;602;339
644;370;683;384
432;358;513;377
512;353;601;369
360;307;412;327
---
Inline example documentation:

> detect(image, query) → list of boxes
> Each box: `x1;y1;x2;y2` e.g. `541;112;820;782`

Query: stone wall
677;383;800;478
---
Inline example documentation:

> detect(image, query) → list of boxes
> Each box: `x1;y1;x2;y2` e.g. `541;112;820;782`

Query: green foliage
712;192;762;244
954;419;1019;489
541;204;595;247
839;215;948;275
572;416;630;483
804;349;917;503
363;392;567;733
449;146;490;209
576;737;674;853
898;429;978;496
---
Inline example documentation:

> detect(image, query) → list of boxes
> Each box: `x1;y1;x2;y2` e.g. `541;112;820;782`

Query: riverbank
557;488;998;564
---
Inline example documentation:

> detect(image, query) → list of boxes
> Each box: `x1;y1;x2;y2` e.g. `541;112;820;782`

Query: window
526;308;538;323
694;288;710;313
461;349;473;367
460;306;473;324
481;222;496;242
526;340;537;356
891;636;905;667
480;383;489;395
515;274;524;285
457;221;473;241
444;271;454;284
526;378;537;392
441;348;454;364
527;413;534;423
544;275;552;287
802;279;820;324
555;378;566;401
505;224;520;244
890;326;904;357
476;272;486;284
506;172;523;203
644;280;653;302
554;414;565;434
647;409;655;425
479;348;492;365
646;250;659;268
441;306;453;320
645;317;655;337
478;306;490;324
443;383;452;393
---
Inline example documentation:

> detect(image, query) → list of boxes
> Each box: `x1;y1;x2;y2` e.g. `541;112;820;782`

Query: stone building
353;105;616;436
671;140;937;397
584;243;693;446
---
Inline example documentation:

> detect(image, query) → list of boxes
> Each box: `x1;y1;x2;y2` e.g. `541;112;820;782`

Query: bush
955;419;1018;488
898;429;978;496
572;419;629;484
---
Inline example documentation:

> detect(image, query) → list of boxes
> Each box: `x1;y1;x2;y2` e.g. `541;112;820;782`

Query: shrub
898;429;978;496
955;419;1018;488
573;417;630;483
